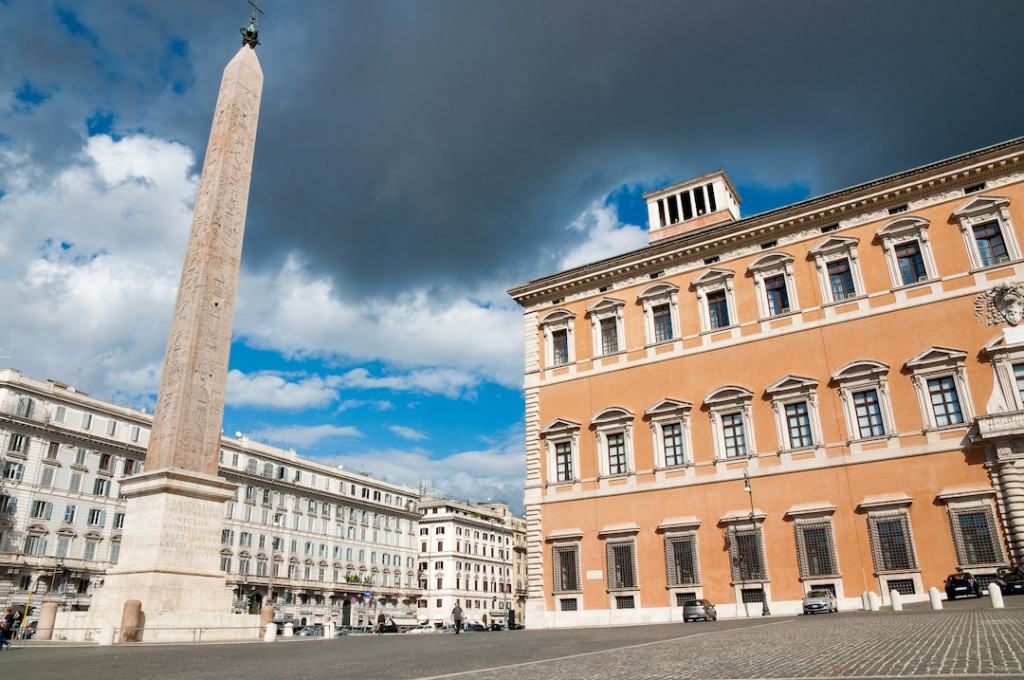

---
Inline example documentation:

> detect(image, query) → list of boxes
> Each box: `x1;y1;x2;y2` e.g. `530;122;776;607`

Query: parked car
487;622;506;631
298;624;325;637
405;623;436;634
994;566;1024;596
944;571;981;600
464;622;487;632
682;599;716;622
802;589;838;614
333;626;349;637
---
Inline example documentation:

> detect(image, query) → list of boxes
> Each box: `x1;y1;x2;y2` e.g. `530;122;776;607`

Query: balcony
0;398;51;427
974;412;1024;440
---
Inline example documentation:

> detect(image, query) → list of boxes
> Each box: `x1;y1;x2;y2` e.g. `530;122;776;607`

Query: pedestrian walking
0;606;14;650
452;601;463;635
376;611;386;635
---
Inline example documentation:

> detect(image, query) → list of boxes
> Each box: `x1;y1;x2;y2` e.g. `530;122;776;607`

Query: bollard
990;584;1005;609
119;599;143;642
325;622;335;639
37;602;58;641
860;592;870;611
283;622;294;637
928;587;943;610
98;624;116;646
263;622;277;643
867;591;881;611
890;589;903;611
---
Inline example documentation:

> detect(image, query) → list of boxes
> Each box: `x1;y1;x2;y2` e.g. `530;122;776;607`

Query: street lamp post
742;469;770;617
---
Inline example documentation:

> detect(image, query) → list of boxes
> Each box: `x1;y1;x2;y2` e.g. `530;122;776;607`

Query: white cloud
328;425;525;512
388;425;428;441
338;367;481;399
226;369;340;410
336;399;393;413
559;200;648;270
235;258;524;388
253;423;362;448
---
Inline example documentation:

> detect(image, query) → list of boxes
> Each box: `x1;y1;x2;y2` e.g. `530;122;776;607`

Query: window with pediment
586;297;625;357
877;217;938;287
831;360;897;441
692;269;737;332
539;309;576;368
705;386;756;460
809;236;866;304
905;347;973;430
982;332;1024;413
748;253;799;319
765;375;823;452
637;283;681;344
952;196;1020;270
541;418;581;484
592;407;635;477
645;398;693;469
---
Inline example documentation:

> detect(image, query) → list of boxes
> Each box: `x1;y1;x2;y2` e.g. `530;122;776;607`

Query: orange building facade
509;138;1024;627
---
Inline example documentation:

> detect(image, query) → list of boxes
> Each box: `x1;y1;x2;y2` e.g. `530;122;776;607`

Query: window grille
559;598;578;611
552;545;580;592
809;583;836;596
794;520;839;578
741;588;765;604
868;511;917;572
948;507;1003;566
664;534;700;587
888;578;916;595
674;592;697;606
728;527;767;581
614;595;635;609
606;540;638;590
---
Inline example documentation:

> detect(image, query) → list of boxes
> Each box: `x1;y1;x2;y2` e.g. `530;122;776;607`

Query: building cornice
509;136;1024;304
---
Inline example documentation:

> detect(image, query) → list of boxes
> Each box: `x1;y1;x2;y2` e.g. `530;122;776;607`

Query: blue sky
2;1;1021;513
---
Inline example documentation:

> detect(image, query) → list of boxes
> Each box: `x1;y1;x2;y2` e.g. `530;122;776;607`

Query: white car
405;623;436;634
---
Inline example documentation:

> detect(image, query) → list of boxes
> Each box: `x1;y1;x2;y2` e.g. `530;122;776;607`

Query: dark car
464;622;487;632
944;571;981;600
995;566;1024;596
682;599;716;622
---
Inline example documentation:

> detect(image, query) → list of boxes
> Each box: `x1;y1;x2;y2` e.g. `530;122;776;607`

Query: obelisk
73;15;265;642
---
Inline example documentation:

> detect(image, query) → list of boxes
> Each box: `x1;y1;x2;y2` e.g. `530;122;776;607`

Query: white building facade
0;368;422;627
416;498;525;626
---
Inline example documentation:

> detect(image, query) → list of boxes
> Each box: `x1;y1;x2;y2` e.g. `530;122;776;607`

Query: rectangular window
784;401;813;449
973;222;1009;267
694;186;707;215
721;412;747;458
114;512;125;529
24;535;46;557
600;317;619;355
853;389;886;438
662;423;684;467
869;513;917;572
83;539;98;561
795;522;838;578
552;329;569;365
707;290;730;329
93;478;110;497
950;508;1003;566
827;258;856;300
730;529;767;581
927;376;964;426
69;472;81;493
614;595;635;609
130;425;140;442
674;591;698;607
40;467;55;488
1015;364;1024;407
30;500;52;519
606;432;626;476
889;578;916;595
555;441;573;483
0;495;17;514
653;304;673;343
123;459;136;476
110;542;121;564
56;536;71;558
54;405;67;423
665;535;699;586
895;240;928;284
105;419;117;437
45;441;59;460
7;434;26;453
764;275;790;316
99;453;113;472
81;412;92;430
559;598;578;611
2;461;24;481
606;541;637;590
87;508;105;527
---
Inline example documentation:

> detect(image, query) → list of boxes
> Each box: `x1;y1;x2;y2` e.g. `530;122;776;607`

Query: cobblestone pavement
4;605;1023;680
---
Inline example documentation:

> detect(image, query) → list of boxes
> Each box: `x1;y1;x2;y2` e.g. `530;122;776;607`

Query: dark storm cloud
4;0;1024;296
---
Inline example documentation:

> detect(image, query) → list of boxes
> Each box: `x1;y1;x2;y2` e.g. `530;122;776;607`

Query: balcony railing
975;411;1024;439
0;398;51;426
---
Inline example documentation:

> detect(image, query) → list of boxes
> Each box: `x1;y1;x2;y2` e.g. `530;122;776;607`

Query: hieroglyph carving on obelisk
147;45;263;476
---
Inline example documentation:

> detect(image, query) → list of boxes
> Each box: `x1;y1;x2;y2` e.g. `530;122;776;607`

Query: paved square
5;603;1023;680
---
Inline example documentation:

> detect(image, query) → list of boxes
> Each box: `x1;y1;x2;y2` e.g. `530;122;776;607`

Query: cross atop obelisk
146;26;263;476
